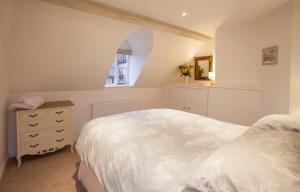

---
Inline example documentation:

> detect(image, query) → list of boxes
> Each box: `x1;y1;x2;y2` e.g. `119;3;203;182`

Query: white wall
257;2;293;115
0;25;9;183
6;0;137;92
208;87;262;125
136;31;205;87
127;28;153;85
215;2;294;115
0;0;13;180
289;0;300;115
8;87;163;157
6;0;205;93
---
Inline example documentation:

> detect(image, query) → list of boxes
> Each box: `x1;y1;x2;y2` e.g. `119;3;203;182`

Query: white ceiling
94;0;291;37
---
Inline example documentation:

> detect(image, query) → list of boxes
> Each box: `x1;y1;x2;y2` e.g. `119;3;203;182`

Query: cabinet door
186;88;208;116
164;87;186;111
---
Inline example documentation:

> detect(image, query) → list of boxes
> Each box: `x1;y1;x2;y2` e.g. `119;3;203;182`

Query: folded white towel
9;96;44;110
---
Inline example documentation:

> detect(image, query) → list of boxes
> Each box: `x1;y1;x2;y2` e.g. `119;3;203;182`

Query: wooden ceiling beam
41;0;211;42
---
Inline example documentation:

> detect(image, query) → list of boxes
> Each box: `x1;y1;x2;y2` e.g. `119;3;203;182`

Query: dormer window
106;49;132;87
105;28;153;88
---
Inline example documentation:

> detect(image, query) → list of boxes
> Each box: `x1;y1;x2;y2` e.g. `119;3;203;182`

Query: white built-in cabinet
164;86;208;116
164;84;263;126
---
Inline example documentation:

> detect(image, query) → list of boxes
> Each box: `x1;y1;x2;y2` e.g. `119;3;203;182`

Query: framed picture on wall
262;46;278;65
194;56;213;80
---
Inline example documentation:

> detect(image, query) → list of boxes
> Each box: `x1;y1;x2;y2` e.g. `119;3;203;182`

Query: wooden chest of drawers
15;100;74;166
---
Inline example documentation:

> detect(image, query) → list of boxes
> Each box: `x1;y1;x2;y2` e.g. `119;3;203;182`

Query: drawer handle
29;123;39;127
30;144;39;148
55;111;64;115
56;139;64;142
29;114;38;118
29;133;39;138
56;119;64;123
56;129;64;133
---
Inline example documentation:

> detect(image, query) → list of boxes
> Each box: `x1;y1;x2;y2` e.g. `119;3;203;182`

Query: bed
76;109;300;192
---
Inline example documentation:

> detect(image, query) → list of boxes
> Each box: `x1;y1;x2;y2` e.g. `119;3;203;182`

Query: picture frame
194;56;213;80
262;46;278;65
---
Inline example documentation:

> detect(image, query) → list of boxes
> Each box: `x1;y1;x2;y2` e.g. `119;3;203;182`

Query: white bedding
76;109;249;192
187;130;300;192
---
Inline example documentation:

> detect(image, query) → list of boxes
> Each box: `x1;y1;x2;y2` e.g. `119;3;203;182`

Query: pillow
184;130;300;192
252;114;300;132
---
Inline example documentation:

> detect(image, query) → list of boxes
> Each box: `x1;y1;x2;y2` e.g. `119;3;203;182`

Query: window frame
106;50;132;87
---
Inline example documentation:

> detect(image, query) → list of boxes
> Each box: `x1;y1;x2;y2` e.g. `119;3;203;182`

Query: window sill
105;84;133;88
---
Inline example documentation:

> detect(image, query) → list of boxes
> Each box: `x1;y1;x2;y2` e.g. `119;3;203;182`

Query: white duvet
76;109;300;192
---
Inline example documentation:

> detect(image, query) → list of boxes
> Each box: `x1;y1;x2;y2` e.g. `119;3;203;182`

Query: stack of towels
9;96;45;110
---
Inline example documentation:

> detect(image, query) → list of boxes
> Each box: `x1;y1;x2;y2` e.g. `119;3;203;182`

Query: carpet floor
0;147;87;192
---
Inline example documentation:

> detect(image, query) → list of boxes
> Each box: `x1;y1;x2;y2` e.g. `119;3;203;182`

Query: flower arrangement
178;64;193;77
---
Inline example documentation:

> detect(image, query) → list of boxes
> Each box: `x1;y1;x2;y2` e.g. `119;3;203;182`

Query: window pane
117;54;129;84
106;54;130;86
118;75;128;84
107;62;116;85
117;54;127;65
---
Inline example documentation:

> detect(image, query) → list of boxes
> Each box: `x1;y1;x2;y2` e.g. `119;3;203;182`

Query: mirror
194;56;213;80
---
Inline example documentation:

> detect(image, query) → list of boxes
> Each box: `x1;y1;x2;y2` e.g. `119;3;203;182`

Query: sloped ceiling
7;0;136;92
95;0;291;37
126;28;153;86
7;0;204;93
136;31;203;87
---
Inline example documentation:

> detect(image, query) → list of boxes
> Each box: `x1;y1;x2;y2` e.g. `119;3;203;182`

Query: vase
184;76;189;84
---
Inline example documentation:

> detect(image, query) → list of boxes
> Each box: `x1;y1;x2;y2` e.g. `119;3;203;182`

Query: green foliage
179;64;193;77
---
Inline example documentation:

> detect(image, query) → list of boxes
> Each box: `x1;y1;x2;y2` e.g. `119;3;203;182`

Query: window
105;29;152;87
106;49;131;86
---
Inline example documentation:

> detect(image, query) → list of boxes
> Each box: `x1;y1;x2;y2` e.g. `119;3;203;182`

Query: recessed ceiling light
181;12;187;17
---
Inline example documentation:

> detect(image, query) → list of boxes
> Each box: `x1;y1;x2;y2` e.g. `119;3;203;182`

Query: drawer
21;135;70;154
20;120;50;132
20;116;69;132
50;116;69;127
19;110;46;122
21;126;69;143
49;107;70;119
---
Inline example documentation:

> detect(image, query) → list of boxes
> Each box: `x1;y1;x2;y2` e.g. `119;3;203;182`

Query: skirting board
0;155;8;182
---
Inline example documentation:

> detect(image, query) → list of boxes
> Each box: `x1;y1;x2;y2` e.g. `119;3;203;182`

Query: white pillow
16;96;44;107
9;96;44;110
252;114;300;132
185;130;300;192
